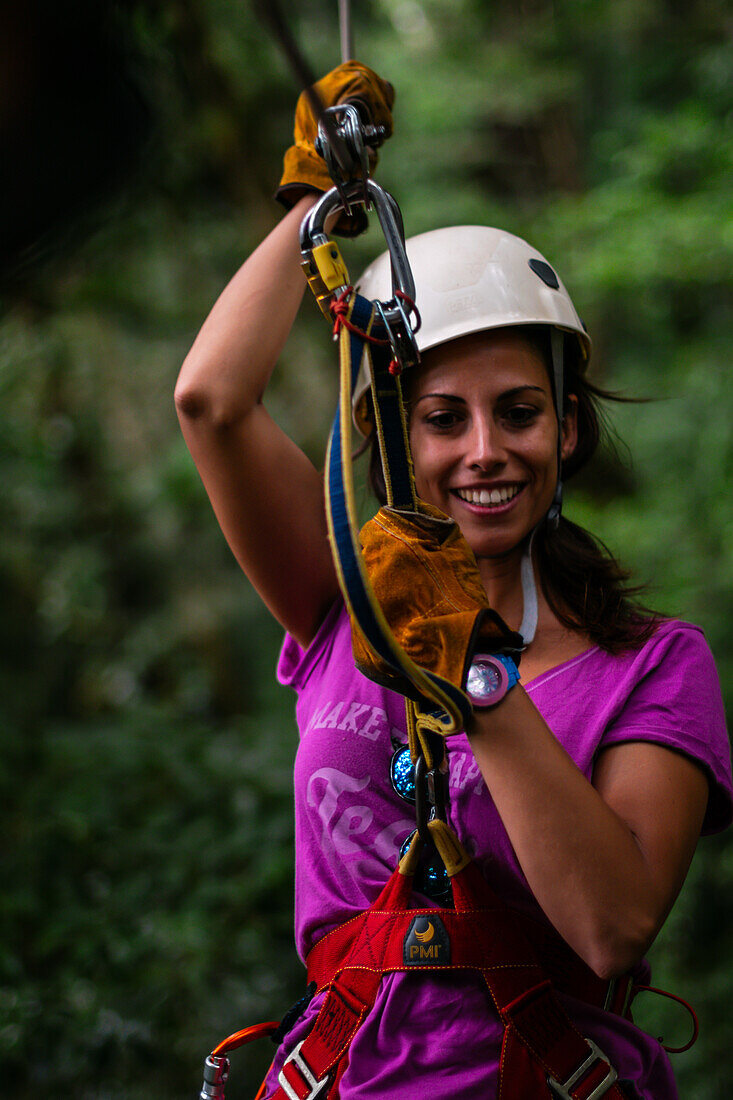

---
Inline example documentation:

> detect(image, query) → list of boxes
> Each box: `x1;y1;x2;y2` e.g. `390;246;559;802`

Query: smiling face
408;328;578;561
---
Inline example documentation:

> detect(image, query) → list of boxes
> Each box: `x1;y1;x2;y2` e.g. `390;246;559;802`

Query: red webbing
307;860;612;1012
499;979;623;1099
308;906;536;982
267;856;630;1100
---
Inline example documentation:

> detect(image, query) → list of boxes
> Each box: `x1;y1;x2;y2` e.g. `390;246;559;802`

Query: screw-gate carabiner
300;178;420;373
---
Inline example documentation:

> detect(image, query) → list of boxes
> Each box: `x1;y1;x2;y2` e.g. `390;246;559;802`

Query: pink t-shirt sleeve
600;623;732;834
277;600;344;692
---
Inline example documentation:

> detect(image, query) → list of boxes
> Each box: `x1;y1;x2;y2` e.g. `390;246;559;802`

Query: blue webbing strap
324;292;471;735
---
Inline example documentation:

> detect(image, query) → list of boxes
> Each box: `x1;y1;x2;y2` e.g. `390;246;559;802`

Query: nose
464;414;507;470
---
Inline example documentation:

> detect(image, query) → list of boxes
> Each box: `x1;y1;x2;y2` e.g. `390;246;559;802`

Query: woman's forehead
410;329;551;396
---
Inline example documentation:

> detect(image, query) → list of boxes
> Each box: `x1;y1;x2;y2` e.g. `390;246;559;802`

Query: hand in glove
276;60;395;236
351;503;523;727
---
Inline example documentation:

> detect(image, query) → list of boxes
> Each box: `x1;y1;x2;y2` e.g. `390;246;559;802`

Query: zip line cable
339;0;354;62
251;0;354;178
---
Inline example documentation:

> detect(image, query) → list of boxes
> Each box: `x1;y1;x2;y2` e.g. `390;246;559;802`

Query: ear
560;394;578;462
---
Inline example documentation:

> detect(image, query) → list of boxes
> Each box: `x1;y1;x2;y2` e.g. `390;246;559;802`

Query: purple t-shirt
264;603;731;1099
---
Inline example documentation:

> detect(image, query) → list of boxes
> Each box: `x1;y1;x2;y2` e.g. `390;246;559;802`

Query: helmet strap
519;328;566;646
546;327;564;530
550;327;564;417
519;530;539;647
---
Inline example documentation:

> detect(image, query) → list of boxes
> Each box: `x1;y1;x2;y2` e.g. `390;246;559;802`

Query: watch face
466;656;509;706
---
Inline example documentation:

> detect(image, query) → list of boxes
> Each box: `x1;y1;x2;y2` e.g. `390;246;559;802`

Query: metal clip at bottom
547;1039;618;1099
200;1054;230;1099
278;1040;331;1100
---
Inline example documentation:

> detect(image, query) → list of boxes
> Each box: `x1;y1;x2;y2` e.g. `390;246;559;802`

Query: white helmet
352;225;590;435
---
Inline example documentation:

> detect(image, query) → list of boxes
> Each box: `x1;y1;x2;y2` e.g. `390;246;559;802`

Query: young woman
176;65;731;1099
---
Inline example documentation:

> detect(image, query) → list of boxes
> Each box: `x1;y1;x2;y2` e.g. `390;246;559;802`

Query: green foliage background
1;1;731;1095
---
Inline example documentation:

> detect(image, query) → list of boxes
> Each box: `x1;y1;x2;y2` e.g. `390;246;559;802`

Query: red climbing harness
202;819;697;1099
202;821;637;1100
269;821;629;1100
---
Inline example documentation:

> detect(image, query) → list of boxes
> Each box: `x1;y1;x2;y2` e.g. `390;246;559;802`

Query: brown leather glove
276;61;395;237
351;503;522;722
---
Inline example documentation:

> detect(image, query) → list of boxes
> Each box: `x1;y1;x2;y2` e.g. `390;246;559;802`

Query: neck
478;542;588;659
477;545;528;634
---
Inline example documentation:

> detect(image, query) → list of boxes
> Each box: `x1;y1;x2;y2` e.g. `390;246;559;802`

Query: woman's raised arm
174;195;339;647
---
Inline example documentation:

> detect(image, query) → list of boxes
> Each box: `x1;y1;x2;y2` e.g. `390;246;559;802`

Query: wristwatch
465;653;521;709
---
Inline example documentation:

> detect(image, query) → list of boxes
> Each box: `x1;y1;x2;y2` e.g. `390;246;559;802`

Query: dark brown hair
367;327;661;654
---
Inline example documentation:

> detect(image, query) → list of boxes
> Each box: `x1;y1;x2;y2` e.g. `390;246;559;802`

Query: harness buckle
278;1040;331;1100
547;1039;618;1100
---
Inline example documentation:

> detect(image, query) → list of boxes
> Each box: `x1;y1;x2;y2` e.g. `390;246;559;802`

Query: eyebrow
412;385;546;407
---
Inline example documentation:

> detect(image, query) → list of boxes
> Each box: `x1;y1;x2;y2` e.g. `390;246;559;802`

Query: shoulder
556;617;718;686
277;599;351;694
599;617;723;709
625;616;711;665
527;618;731;833
598;618;732;834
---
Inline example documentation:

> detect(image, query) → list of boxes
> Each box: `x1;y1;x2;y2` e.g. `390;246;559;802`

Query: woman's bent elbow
174;375;254;431
174;380;210;422
586;916;658;981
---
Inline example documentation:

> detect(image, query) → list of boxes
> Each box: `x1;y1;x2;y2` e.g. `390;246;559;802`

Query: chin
456;507;551;559
463;530;527;560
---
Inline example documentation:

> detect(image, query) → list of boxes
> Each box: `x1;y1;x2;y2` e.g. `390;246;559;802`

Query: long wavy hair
366;326;661;654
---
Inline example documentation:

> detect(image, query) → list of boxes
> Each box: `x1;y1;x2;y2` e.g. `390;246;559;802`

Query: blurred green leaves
1;0;731;1096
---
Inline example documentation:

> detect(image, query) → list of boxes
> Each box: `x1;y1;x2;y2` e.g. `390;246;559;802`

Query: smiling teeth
456;485;521;505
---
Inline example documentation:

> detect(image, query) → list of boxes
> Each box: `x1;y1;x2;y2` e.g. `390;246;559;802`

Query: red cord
630;984;699;1053
329;287;422;356
330;287;390;344
210;1020;280;1057
395;289;422;335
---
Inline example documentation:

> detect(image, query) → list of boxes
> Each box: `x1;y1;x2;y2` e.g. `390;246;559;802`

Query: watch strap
494;653;521;689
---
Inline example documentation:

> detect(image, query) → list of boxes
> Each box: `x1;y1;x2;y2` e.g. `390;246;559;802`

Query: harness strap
306;903;629;1014
271;825;629;1100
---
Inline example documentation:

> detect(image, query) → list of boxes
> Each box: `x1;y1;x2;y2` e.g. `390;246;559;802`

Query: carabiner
300;178;420;373
414;752;449;844
414;754;432;844
301;179;413;298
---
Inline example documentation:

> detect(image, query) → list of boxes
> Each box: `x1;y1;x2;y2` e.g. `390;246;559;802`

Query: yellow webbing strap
323;292;465;741
397;819;471;878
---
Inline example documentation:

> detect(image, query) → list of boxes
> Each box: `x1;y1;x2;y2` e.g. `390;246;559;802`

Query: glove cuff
474;608;525;664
